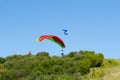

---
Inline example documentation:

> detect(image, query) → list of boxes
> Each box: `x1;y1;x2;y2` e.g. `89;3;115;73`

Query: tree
0;57;5;64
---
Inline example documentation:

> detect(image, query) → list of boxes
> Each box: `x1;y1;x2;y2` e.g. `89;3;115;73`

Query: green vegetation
0;50;106;80
84;59;120;80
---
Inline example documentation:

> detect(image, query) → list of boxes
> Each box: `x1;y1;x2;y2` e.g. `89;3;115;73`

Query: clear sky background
0;0;120;58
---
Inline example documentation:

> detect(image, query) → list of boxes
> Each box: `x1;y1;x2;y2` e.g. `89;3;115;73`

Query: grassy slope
103;59;120;80
84;59;120;80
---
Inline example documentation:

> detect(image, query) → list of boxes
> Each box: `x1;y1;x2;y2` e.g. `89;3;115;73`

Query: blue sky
0;0;120;58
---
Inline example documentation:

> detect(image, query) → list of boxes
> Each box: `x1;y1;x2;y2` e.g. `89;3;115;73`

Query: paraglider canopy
36;35;65;48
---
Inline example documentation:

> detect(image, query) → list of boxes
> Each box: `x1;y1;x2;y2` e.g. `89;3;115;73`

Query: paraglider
62;29;68;35
36;35;65;48
61;50;64;56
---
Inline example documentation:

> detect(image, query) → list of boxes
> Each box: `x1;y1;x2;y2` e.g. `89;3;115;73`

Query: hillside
101;59;120;80
0;51;119;80
84;59;120;80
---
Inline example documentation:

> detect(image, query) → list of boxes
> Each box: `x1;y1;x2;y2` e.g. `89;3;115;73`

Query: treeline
0;50;104;80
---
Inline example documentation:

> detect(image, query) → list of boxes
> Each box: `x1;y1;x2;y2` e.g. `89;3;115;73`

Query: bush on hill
0;50;104;80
